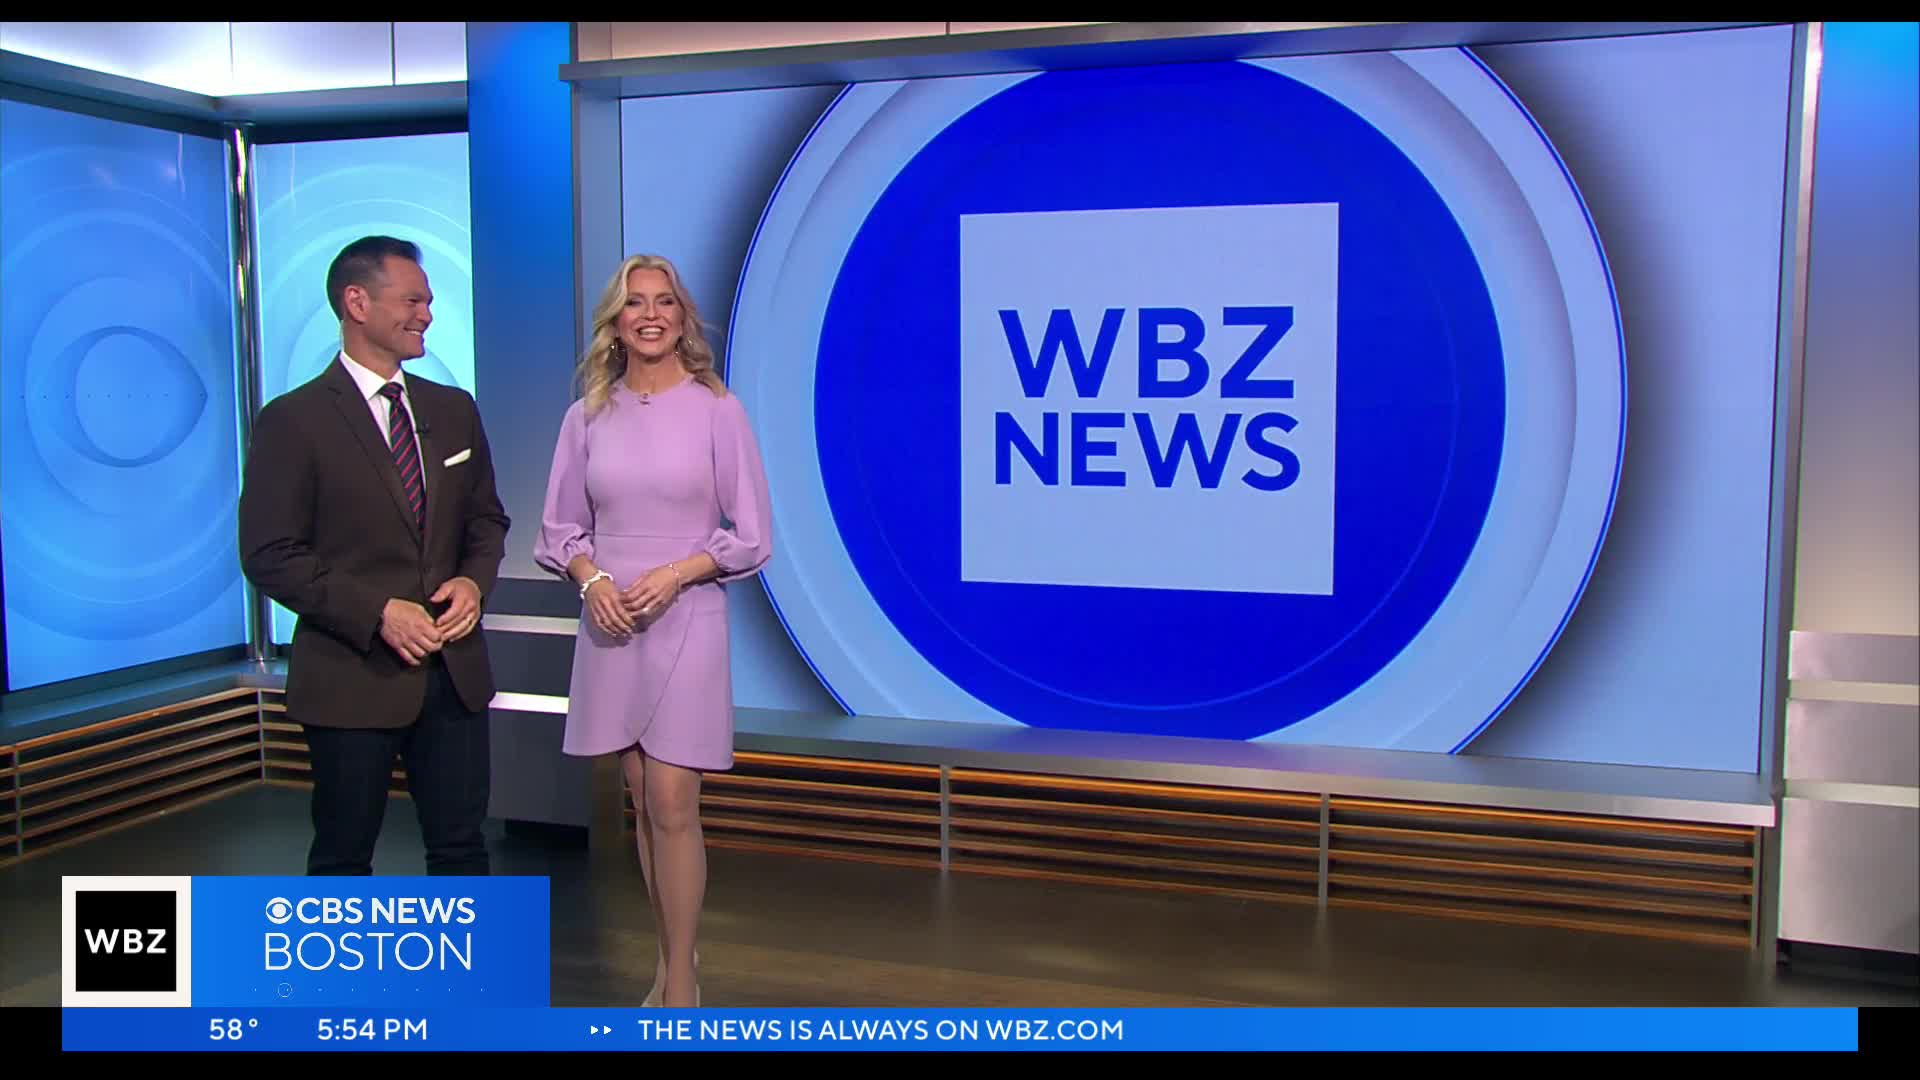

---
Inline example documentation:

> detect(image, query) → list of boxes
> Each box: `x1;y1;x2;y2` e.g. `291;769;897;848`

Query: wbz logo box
63;876;192;1006
959;203;1338;595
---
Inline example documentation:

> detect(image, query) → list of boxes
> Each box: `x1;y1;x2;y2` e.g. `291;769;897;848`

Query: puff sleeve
705;391;773;582
534;399;595;578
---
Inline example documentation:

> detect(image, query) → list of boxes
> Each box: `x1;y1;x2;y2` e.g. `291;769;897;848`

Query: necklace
632;370;677;405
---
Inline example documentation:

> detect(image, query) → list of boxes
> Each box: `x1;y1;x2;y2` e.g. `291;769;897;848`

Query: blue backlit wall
251;131;475;644
466;21;576;583
0;99;247;691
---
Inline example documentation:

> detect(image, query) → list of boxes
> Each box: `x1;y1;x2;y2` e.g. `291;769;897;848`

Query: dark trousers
301;658;491;876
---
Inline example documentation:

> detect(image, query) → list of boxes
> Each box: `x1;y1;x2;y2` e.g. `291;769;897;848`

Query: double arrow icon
587;1024;613;1036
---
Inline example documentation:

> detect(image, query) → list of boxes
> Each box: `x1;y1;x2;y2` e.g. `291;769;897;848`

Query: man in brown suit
239;236;509;876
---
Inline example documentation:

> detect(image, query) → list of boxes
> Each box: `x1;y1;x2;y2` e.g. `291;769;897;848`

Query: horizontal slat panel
951;768;1322;810
20;706;259;773
18;721;258;797
732;750;941;780
2;744;15;838
1326;847;1752;895
1329;821;1754;869
11;782;255;865
1328;869;1752;922
21;761;259;841
12;689;257;752
1327;892;1751;948
949;814;1320;861
948;835;1320;884
950;791;1321;832
698;792;938;827
21;744;262;817
949;857;1319;905
705;836;940;871
703;772;939;804
697;813;940;850
1330;796;1756;840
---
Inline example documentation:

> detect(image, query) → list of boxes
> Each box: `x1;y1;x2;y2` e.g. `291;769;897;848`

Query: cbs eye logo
63;876;192;1007
265;897;294;924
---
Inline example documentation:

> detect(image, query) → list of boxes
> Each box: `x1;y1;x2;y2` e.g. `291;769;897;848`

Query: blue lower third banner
60;875;549;1009
61;1007;1859;1052
56;876;1859;1052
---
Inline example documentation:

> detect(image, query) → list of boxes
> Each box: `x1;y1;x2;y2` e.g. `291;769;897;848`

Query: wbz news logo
62;876;192;1007
959;203;1339;596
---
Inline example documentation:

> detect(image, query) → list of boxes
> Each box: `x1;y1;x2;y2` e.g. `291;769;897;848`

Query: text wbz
994;306;1305;491
83;927;168;955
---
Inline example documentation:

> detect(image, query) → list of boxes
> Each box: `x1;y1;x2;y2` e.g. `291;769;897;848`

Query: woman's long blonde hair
574;254;726;416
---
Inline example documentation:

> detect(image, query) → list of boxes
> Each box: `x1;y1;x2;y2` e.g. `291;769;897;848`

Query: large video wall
619;25;1800;771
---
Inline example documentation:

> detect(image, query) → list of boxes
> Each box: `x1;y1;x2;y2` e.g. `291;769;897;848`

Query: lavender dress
534;380;773;770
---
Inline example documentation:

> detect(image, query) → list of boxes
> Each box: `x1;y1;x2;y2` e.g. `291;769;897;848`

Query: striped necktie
377;382;425;532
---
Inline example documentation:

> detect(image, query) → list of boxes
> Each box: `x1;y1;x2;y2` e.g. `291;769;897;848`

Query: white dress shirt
339;351;425;496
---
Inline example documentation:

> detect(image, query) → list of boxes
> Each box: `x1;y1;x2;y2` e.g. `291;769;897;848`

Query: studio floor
1;784;1912;1010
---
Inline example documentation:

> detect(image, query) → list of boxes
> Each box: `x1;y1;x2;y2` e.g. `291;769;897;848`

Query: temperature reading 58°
210;1018;258;1040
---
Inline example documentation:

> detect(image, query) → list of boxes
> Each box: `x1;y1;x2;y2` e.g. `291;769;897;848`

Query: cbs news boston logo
63;875;549;1008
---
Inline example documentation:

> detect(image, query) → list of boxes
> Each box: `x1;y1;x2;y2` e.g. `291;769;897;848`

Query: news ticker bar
61;1007;1860;1052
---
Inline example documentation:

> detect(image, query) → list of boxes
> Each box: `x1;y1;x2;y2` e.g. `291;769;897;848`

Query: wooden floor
2;784;1911;1009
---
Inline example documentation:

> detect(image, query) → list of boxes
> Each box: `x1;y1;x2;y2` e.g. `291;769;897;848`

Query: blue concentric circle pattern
1;99;246;689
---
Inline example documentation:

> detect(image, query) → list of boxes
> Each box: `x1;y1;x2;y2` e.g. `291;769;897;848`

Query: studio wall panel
0;98;246;690
1776;21;1920;958
606;22;946;60
230;22;394;94
1779;797;1920;954
466;22;578;584
1785;699;1920;788
487;709;591;827
250;131;476;645
1;21;467;97
1792;21;1920;640
0;21;234;95
394;22;468;85
465;21;593;832
946;23;1106;35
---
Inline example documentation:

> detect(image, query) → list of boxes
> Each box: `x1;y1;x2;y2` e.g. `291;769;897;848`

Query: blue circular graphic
729;49;1626;752
811;63;1504;739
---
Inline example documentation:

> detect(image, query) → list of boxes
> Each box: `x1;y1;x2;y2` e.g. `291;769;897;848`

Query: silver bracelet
578;570;611;597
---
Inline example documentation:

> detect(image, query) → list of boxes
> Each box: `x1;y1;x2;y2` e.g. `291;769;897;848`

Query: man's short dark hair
326;236;422;320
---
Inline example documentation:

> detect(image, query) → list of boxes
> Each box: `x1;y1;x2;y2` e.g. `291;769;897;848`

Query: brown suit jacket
238;356;510;728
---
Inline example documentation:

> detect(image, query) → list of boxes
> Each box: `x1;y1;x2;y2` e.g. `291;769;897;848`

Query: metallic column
225;122;271;666
1754;20;1826;961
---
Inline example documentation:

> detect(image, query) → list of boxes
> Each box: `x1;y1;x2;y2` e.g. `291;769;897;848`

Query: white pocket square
443;449;471;467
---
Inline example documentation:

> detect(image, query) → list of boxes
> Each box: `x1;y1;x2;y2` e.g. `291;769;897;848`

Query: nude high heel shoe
642;950;698;1007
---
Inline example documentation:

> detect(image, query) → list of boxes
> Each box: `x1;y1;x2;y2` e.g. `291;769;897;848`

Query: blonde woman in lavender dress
535;255;772;1009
